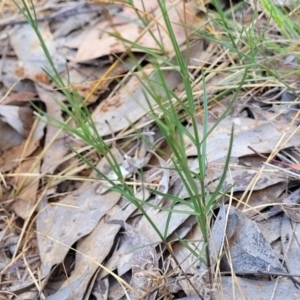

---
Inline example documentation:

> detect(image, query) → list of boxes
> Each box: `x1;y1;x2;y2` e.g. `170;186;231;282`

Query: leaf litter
1;0;300;299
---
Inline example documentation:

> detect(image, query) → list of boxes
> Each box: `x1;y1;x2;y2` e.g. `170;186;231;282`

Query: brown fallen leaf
0;104;33;137
75;1;158;62
13;148;41;219
288;163;300;171
0;119;45;172
61;58;136;103
0;91;37;106
76;1;199;61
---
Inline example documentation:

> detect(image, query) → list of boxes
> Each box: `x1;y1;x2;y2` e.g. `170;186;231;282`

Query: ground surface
0;0;300;299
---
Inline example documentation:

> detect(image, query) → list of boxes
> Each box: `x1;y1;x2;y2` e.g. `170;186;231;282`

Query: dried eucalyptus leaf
212;205;284;273
125;222;158;300
281;214;300;274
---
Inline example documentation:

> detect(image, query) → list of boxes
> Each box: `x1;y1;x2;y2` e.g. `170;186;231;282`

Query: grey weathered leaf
100;202;193;293
46;204;136;300
37;153;124;277
125;222;158;300
211;205;284;273
10;23;65;83
90;65;182;137
184;117;300;162
281;214;300;274
0;103;34;152
146;151;169;206
91;277;109;300
255;187;300;221
214;277;300;300
174;160;285;200
257;214;283;245
210;204;228;261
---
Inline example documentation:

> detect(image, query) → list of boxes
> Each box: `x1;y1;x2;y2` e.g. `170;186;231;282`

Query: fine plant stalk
16;0;241;296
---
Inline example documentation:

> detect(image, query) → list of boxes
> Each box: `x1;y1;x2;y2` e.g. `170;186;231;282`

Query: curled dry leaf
96;130;155;194
95;147;132;194
0;104;33;136
35;84;70;174
0;104;33;152
99;190;151;280
170;224;209;297
103;230;133;279
91;277;109;300
0;119;45;172
171;224;205;273
109;203;194;281
137;204;194;244
12;151;41;219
